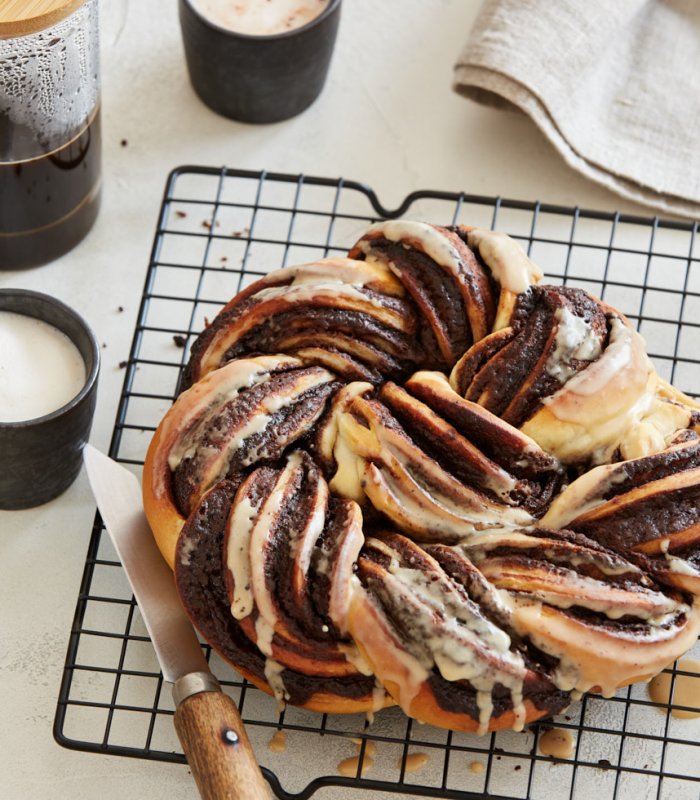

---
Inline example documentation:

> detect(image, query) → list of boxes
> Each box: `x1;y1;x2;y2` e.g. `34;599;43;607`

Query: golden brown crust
143;420;183;569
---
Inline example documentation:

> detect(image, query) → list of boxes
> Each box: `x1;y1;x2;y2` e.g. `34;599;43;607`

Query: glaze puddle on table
648;659;700;719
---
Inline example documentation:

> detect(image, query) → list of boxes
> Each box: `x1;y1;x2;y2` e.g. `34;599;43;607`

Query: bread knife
83;444;273;800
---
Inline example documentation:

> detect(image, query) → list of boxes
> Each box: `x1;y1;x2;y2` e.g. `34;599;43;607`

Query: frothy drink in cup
179;0;341;123
191;0;331;35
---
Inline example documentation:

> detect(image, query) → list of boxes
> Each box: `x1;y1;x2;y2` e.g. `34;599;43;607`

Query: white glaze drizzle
398;375;521;501
664;550;700;576
619;389;694;461
482;562;679;621
460;529;639;578
466;228;543;294
362;441;532;538
197;256;409;377
549;318;646;402
362;220;463;278
255;614;275;656
412;371;559;479
559;552;638;578
350;574;430;710
263;658;289;706
508;593;697;698
339;643;375;676
333;402;533;538
253;282;390;314
525;317;655;464
329;426;367;504
362;220;540;298
543;439;700;531
169;369;331;502
178;534;197;567
290;476;327;574
379;553;528;735
165;360;279;471
248;454;305;631
546;307;602;383
314;551;331;578
388;566;512;654
255;616;289;705
226;495;261;619
255;257;400;293
476;691;495;735
366;679;387;724
462;528;678;623
320;382;373;503
541;462;628;529
452;526;699;700
327;503;365;635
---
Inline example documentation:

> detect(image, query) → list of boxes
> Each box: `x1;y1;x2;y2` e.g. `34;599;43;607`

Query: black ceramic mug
179;0;342;123
0;290;100;510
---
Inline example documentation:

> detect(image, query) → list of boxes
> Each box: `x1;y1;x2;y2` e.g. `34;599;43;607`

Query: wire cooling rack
54;166;700;800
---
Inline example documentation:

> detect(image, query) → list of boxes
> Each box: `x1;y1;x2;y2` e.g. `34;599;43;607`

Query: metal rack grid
54;166;700;800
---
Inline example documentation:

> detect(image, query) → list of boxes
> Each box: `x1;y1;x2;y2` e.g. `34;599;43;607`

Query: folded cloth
454;0;700;219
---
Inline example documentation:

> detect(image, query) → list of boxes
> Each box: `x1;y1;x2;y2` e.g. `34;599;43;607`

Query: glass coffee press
0;0;101;269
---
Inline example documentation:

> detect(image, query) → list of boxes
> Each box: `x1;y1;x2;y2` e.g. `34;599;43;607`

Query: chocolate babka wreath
143;220;700;735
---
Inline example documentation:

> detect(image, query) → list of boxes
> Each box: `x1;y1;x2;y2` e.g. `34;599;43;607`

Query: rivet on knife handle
173;680;273;800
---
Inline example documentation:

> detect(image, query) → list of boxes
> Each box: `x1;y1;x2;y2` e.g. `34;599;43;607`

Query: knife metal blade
82;444;273;800
83;443;207;683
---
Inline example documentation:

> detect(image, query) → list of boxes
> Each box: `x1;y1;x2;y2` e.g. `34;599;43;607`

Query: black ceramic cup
0;290;100;510
179;0;342;123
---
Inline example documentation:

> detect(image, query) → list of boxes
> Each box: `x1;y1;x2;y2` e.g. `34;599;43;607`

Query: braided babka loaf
143;220;700;734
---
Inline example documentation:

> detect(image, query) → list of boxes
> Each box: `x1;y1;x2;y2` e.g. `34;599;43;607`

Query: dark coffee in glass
0;0;101;270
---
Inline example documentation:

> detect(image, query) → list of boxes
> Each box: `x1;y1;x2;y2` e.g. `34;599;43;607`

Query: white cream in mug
0;311;85;423
191;0;331;36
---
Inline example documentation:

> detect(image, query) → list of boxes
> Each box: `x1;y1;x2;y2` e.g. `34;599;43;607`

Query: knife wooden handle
174;688;273;800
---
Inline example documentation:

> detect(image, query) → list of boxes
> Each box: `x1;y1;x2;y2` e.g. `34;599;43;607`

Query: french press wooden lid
0;0;87;38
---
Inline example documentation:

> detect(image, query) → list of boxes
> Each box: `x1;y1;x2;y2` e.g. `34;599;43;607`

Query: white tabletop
0;1;680;799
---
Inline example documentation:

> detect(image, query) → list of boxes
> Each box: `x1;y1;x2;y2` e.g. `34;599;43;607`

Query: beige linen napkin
454;0;700;219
